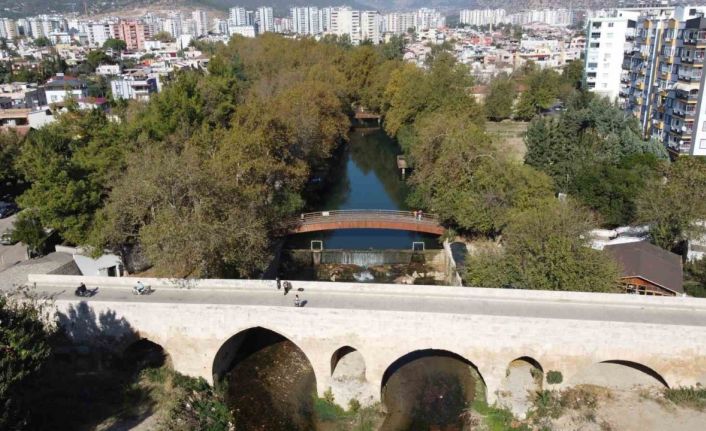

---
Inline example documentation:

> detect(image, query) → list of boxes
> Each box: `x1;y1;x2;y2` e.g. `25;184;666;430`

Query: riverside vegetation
4;34;702;291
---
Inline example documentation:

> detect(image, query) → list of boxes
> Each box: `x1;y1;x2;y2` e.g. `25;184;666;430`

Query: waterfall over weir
320;250;392;267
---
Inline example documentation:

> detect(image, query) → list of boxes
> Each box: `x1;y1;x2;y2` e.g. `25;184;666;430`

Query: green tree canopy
514;68;560;120
384;53;481;138
103;38;127;51
0;288;54;429
637;156;706;252
525;93;667;192
466;199;620;292
16;109;126;244
484;74;516;121
406;111;554;235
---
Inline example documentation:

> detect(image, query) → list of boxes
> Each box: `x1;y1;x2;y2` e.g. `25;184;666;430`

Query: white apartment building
192;10;208;36
229;7;248;26
257;7;274;33
414;8;444;31
459;9;506;27
361;11;382;44
337;8;361;44
383;12;415;35
0;18;18;39
291;7;321;35
584;12;639;101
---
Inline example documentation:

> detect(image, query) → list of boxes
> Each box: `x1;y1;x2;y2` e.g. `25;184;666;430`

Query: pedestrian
294;294;301;307
418;210;423;220
284;281;291;295
276;277;281;290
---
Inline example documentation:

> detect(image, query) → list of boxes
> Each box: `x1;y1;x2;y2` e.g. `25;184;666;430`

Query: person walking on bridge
294;294;301;307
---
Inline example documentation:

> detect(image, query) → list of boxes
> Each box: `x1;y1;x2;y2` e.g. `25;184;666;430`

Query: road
0;214;27;271
29;281;706;327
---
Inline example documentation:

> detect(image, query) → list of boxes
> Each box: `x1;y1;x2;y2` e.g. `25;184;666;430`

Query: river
286;126;441;250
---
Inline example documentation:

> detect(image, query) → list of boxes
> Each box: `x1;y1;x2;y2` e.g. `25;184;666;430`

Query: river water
287;126;441;250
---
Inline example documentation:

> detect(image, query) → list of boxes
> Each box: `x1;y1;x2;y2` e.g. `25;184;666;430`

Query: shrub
546;370;563;384
664;386;706;410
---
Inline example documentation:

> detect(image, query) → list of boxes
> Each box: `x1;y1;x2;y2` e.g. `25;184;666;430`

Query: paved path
25;281;706;327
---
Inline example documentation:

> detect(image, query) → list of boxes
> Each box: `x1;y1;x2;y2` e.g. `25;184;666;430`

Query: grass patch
313;389;383;430
664;386;706;410
468;400;531;431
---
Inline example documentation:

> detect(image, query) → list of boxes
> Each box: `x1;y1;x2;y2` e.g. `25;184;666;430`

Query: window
608;22;614;28
590;42;600;48
587;62;598;68
702;121;706;130
700;139;706;149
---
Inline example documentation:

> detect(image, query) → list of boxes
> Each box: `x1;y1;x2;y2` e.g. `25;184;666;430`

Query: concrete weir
23;274;706;409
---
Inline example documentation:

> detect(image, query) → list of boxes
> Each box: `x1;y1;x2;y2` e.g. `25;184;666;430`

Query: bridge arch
380;349;486;428
211;326;319;429
121;338;170;371
569;359;669;389
329;345;375;407
211;325;317;383
497;356;544;418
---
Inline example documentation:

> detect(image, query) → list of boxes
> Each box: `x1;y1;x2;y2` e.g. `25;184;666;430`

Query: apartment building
621;6;706;155
584;11;639;101
117;20;147;50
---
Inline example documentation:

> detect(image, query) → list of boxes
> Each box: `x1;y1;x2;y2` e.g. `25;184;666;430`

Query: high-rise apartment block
459;9;506;27
618;6;706;155
584;11;639;101
257;7;274;33
117;20;147;50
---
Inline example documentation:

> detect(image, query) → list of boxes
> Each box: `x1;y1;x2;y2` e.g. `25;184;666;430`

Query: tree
0;130;23;188
11;210;48;257
637;157;706;252
570;153;664;227
152;31;175;43
406;111;553;235
16;109;126;244
103;38;127;52
384;53;480;138
466;199;620;292
33;37;51;47
0;287;54;429
525;93;667;192
514;68;560;120
484;74;516;121
84;49;111;72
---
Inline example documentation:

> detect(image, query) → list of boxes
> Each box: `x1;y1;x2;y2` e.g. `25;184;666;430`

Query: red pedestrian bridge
288;210;445;235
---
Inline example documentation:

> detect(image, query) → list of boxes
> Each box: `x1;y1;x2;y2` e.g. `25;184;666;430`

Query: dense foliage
524;93;668;228
466;199;620;292
637;157;706;252
0;289;54;430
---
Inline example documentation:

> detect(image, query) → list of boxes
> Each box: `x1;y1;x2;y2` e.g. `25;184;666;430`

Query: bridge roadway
24;277;706;327
21;275;706;407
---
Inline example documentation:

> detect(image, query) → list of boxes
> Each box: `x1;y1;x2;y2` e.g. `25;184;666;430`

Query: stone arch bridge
26;274;706;408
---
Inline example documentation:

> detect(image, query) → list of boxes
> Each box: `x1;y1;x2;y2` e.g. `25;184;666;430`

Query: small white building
111;74;159;101
96;64;122;76
44;74;88;104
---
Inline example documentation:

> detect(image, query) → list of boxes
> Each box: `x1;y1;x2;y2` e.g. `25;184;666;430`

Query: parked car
0;230;17;245
0;201;18;218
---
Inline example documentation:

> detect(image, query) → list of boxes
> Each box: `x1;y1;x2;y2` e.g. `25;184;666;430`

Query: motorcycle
132;285;153;295
75;285;98;297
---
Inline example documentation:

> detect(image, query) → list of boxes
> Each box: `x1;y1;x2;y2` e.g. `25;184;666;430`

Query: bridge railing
295;209;440;225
